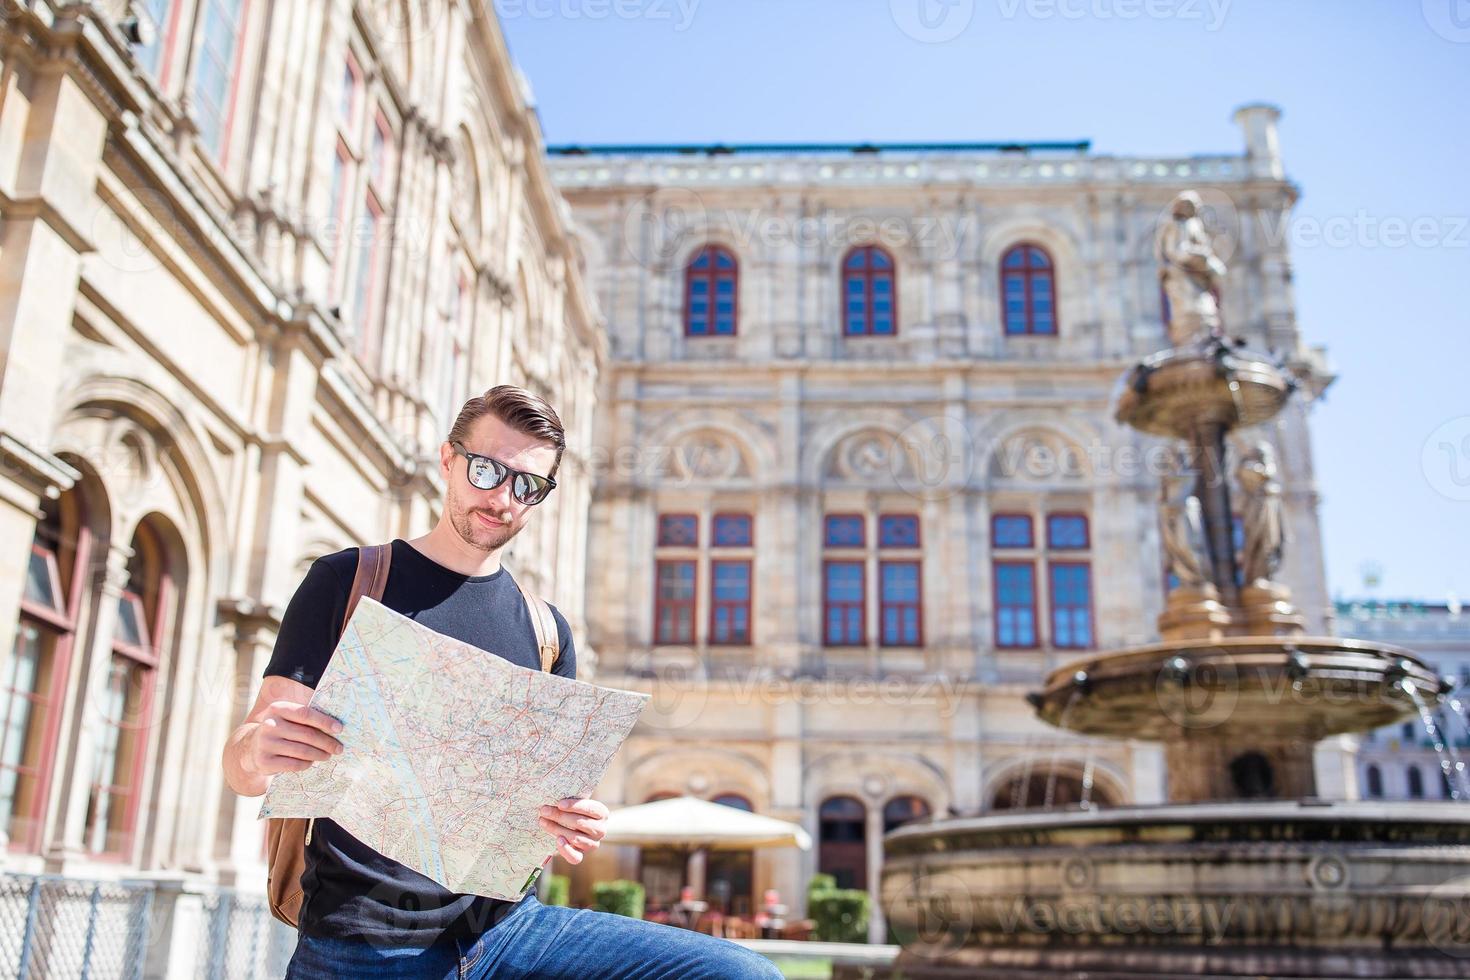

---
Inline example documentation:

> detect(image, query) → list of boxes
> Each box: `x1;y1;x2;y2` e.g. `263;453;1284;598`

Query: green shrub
807;872;836;903
591;879;645;919
809;888;870;944
542;873;570;908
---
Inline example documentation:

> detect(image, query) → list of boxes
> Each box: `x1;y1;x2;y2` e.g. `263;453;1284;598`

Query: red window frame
1047;560;1095;650
5;527;91;854
842;245;898;337
1045;512;1090;550
823;513;866;549
1000;243;1058;337
992;560;1039;650
657;513;699;548
87;579;167;860
877;513;921;549
683;245;739;336
991;512;1035;549
711;512;753;548
822;559;866;647
653;559;697;646
878;559;923;647
709;559;753;646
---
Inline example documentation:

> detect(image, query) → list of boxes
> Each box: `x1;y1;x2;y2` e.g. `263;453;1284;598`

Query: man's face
440;415;559;554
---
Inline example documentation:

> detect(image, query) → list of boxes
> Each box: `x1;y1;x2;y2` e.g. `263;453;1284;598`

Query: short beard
448;488;523;554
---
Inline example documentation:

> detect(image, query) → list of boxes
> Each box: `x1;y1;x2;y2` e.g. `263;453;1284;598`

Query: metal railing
0;873;294;979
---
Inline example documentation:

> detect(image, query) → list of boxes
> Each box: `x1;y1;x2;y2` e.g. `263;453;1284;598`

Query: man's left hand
538;797;609;865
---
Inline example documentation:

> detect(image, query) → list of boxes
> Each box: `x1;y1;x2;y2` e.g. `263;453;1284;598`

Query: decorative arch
983;756;1128;811
641;414;775;486
622;746;772;811
978;421;1096;485
809;422;922;487
979;219;1090;338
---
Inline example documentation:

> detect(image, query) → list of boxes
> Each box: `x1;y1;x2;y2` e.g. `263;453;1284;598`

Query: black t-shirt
263;538;576;945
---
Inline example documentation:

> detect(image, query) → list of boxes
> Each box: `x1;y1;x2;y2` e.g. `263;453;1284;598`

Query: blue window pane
1003;248;1025;268
873;279;891;294
825;515;865;548
657;561;695;599
1050;564;1093;648
845;251;865;269
996;564;1035;605
874;319;893;334
872;250;892;269
713;514;752;547
690;280;709;295
992;515;1034;549
879;515;920;548
825;563;864;601
1047;515;1089;550
881;563;919;601
848;300;866;313
658;515;698;546
713;562;750;600
691;252;710;269
716;251;735;269
716;280;734;294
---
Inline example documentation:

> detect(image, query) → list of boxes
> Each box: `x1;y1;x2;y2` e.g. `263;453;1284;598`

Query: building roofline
547;140;1092;157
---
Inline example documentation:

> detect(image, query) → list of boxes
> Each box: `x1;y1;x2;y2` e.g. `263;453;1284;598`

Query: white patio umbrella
603;796;812;851
601;796;811;908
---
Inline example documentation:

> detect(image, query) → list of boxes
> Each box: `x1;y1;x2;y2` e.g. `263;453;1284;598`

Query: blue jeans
284;893;784;979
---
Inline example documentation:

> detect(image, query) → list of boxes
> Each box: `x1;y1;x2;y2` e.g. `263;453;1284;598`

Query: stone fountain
862;192;1470;979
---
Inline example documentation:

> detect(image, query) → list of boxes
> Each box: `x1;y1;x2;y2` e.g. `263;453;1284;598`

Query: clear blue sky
499;0;1470;603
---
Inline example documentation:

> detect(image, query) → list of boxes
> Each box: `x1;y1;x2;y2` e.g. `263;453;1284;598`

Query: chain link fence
0;873;295;979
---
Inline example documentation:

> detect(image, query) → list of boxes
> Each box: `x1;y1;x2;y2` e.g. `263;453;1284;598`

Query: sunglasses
450;442;557;506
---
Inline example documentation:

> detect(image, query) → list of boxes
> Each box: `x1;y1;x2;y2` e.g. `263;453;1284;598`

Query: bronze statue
1160;449;1209;589
1156;191;1228;347
1235;439;1285;586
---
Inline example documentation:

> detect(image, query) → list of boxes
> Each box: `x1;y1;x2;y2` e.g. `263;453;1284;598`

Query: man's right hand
245;700;346;776
224;675;345;796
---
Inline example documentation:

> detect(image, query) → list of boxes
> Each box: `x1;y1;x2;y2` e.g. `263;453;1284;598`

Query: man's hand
538;797;609;865
223;675;345;797
245;700;346;776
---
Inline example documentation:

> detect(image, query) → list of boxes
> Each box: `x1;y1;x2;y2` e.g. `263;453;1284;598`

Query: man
223;386;781;979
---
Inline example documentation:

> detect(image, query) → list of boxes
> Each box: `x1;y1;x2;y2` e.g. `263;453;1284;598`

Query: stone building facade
0;1;599;971
549;107;1340;938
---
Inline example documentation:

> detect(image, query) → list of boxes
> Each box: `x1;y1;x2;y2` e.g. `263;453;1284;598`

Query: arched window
2;490;93;852
1364;764;1383;799
684;246;738;336
842;246;896;336
882;795;931;834
1407;765;1425;799
711;793;753;811
991;770;1114;810
1000;243;1056;336
818;795;867;890
85;519;174;857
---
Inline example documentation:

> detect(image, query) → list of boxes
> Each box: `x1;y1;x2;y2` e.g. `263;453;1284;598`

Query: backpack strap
343;543;392;634
513;576;561;673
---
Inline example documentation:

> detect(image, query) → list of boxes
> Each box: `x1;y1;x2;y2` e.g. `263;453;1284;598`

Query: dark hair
447;385;567;478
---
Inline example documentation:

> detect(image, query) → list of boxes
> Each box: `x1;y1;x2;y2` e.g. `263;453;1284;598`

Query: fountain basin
1115;345;1295;440
876;800;1470;979
1029;636;1441;742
